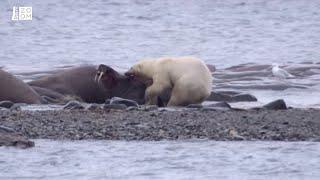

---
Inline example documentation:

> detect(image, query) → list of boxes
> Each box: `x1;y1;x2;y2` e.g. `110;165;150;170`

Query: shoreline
1;108;320;143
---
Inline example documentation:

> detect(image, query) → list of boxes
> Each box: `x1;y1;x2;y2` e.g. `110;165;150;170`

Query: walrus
0;69;42;104
28;66;108;103
29;65;147;104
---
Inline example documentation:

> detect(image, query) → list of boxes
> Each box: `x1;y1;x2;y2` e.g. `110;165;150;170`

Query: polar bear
125;57;212;106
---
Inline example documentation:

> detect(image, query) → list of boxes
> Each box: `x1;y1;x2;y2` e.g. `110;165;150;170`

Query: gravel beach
1;108;320;142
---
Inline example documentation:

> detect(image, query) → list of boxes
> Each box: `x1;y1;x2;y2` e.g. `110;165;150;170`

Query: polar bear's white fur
126;57;212;106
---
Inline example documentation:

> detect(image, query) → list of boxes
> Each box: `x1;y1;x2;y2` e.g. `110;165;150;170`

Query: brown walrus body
28;66;109;103
0;69;42;104
29;65;147;104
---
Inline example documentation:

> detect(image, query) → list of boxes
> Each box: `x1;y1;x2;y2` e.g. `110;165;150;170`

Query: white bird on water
272;63;294;79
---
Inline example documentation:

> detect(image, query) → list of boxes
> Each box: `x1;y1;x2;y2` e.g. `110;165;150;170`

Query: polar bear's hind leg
145;81;171;105
167;79;207;106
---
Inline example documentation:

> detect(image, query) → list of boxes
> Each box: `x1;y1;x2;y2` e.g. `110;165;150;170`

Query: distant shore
1;108;320;142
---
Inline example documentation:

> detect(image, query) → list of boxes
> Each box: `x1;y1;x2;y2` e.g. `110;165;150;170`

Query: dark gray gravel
0;108;320;141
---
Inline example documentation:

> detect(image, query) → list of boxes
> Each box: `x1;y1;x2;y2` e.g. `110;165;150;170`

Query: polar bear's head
125;59;154;78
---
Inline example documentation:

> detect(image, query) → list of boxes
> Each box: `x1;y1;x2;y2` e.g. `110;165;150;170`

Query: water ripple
1;140;319;180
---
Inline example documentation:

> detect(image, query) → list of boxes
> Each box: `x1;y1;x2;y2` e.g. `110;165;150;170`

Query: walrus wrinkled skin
28;66;108;103
0;69;42;104
29;65;147;104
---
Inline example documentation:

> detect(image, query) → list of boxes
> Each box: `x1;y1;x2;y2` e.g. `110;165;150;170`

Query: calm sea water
1;1;320;179
1;140;320;180
0;0;319;73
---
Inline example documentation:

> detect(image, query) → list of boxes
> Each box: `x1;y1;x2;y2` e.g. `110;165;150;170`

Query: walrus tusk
94;74;98;83
97;72;104;83
94;71;104;83
94;73;99;83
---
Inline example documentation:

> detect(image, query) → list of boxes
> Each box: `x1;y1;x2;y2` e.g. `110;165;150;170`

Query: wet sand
1;108;319;141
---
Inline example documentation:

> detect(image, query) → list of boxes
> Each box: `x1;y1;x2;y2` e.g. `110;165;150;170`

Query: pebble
263;99;287;110
109;97;139;107
207;92;257;102
186;104;203;109
0;125;15;133
63;101;85;110
206;92;230;101
201;105;230;111
205;102;231;109
231;94;257;102
86;103;101;111
0;101;14;109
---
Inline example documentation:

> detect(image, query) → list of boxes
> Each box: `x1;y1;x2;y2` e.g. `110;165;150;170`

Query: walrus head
95;64;122;89
125;68;153;87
